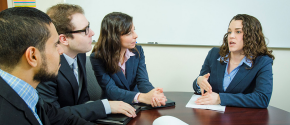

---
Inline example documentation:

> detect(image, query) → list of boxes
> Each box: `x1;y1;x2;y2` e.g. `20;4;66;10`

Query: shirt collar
63;53;78;66
118;49;135;67
125;49;135;59
0;69;39;113
217;54;252;67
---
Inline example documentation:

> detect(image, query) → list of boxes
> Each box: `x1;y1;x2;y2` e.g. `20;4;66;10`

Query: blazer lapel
125;56;135;85
116;70;130;90
225;64;251;92
36;98;47;124
59;55;79;102
216;61;226;93
0;78;39;125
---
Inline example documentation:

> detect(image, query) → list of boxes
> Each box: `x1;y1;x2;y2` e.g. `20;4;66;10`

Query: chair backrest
86;56;104;101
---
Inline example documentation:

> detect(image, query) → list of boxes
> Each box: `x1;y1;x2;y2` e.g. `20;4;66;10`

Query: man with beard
0;7;95;125
36;3;137;121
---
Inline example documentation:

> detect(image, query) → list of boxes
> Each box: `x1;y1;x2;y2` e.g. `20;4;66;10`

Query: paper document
186;94;226;112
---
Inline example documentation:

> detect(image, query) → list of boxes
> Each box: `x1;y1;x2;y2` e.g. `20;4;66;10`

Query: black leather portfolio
135;98;175;110
94;105;141;125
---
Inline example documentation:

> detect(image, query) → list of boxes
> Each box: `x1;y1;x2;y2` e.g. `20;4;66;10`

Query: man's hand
195;92;221;105
138;88;167;107
109;101;137;118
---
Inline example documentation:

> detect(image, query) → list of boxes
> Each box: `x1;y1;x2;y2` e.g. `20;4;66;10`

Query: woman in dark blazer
90;12;166;107
193;14;275;108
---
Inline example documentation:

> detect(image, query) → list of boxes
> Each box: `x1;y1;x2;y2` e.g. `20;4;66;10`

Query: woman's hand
195;92;221;105
138;88;167;107
197;73;212;95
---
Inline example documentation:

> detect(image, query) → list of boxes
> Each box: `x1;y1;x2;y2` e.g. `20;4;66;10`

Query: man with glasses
36;4;137;122
0;7;96;125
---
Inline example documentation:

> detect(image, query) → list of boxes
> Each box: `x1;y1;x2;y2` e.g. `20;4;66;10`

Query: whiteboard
66;0;290;48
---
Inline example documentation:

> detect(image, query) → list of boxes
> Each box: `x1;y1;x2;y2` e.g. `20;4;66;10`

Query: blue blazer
90;45;154;104
193;47;273;108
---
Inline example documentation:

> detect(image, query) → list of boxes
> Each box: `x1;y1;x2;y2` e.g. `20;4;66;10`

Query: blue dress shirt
0;69;43;125
218;56;252;91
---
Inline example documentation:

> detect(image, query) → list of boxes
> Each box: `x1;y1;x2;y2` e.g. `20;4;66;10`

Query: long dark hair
219;14;275;67
92;12;138;74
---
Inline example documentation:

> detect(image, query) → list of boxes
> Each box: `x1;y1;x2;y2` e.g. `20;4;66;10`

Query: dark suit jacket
0;77;95;125
90;45;154;104
193;47;273;108
37;53;106;121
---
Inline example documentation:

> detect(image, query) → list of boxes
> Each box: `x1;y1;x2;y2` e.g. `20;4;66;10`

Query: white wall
7;0;290;112
66;0;290;48
35;0;64;12
6;0;12;8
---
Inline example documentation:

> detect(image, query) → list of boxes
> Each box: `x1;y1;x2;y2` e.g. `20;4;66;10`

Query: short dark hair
46;4;84;38
0;7;52;71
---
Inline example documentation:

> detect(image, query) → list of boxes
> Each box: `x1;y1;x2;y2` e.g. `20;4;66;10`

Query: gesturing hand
109;101;137;118
197;73;212;95
195;92;221;105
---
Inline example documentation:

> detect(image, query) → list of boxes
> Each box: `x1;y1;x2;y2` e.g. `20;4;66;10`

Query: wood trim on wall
0;0;8;12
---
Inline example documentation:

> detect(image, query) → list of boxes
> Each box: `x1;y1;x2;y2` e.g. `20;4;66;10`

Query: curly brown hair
219;14;275;67
46;4;84;38
92;12;139;74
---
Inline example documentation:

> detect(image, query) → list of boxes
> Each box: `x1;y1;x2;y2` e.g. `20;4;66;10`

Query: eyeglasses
65;22;90;35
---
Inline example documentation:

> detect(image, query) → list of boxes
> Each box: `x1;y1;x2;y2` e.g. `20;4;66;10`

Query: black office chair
86;56;104;101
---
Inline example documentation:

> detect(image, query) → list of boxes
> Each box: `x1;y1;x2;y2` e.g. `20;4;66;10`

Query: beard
33;54;58;82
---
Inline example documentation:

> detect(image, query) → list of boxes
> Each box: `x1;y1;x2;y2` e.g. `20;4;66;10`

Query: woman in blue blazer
193;14;275;108
90;12;166;107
